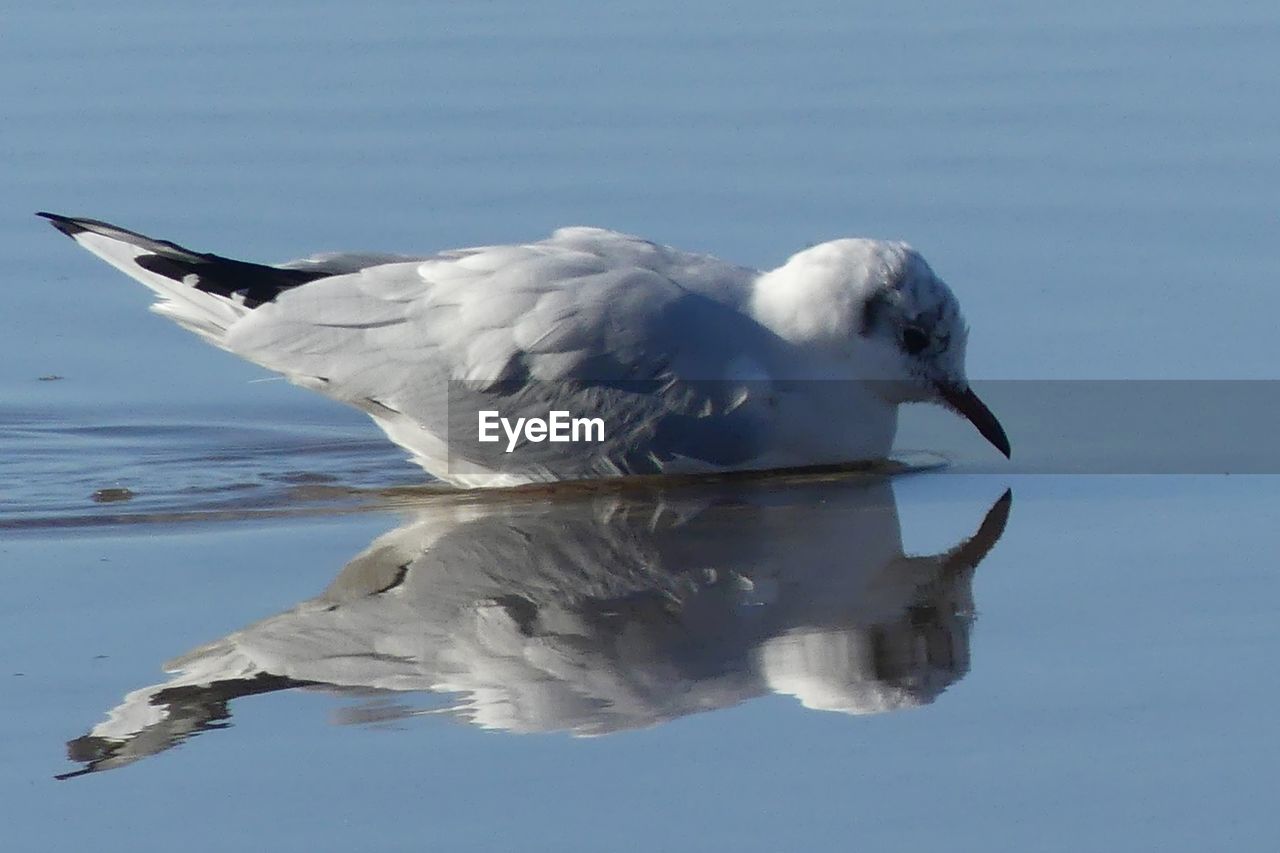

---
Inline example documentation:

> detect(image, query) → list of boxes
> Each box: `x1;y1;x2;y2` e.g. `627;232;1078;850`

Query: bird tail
37;213;326;346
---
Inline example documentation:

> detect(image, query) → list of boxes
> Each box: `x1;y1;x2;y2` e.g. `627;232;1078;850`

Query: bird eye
901;326;929;355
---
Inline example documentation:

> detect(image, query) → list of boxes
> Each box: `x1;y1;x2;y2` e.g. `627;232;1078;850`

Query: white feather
70;230;247;344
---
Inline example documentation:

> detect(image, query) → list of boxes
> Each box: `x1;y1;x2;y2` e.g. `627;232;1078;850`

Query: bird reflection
58;476;1011;779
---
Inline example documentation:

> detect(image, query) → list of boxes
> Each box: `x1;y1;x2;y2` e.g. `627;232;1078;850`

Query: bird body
40;213;1009;486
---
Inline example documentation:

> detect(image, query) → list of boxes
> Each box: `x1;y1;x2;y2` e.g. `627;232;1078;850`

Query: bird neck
749;261;864;359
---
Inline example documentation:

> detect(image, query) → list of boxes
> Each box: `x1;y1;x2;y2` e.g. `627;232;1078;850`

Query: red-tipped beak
937;382;1011;458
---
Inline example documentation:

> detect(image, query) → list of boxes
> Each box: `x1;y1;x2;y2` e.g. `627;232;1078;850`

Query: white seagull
39;213;1010;487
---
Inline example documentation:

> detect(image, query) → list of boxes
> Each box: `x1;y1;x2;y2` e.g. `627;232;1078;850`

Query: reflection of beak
942;489;1013;574
936;382;1012;458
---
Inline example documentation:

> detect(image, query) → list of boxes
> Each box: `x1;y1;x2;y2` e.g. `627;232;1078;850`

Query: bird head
755;238;1010;458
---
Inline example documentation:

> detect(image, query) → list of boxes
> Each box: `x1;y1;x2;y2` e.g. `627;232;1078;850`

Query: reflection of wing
58;479;1012;778
55;674;312;781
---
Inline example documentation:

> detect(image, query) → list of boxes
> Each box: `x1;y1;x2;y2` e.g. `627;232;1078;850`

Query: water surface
3;0;1278;850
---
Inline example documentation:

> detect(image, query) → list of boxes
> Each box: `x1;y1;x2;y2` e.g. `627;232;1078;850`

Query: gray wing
224;228;786;479
278;251;432;275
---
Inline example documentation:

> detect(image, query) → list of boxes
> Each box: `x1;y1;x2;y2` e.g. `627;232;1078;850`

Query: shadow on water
56;475;1011;780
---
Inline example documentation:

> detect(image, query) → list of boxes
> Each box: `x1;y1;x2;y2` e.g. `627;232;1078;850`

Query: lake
2;1;1278;850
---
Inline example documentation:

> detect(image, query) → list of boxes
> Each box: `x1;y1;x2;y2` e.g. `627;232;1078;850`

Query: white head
753;239;1010;457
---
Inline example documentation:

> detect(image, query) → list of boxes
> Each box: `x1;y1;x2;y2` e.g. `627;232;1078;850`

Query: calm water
3;0;1278;850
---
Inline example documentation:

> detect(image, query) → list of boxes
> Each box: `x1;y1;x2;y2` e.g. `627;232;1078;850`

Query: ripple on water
0;407;422;530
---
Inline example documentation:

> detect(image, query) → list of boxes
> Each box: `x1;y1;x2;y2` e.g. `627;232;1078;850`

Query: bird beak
937;382;1011;458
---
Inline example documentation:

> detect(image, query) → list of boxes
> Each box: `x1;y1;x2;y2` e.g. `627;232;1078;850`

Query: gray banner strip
439;380;1280;476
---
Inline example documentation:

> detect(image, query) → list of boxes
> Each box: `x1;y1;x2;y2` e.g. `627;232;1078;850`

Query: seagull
39;213;1010;487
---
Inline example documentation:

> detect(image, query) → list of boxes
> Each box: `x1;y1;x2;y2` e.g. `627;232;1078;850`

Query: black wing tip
36;212;206;261
36;212;326;307
36;211;90;238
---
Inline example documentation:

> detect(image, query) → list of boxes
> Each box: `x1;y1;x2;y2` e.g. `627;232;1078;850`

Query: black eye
901;326;930;355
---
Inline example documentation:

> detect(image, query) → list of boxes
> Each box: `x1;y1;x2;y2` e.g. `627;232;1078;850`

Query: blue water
2;0;1278;850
